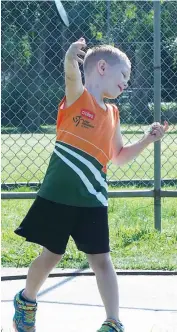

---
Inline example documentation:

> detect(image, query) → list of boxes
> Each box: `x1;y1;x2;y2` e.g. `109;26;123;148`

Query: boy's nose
124;82;128;89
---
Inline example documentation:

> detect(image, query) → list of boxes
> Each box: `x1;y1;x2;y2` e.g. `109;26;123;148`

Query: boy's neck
84;83;106;110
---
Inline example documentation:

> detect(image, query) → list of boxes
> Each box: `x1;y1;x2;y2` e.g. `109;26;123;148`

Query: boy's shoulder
106;102;119;113
58;88;119;116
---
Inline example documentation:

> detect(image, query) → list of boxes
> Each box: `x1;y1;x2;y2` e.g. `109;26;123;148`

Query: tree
2;1;177;130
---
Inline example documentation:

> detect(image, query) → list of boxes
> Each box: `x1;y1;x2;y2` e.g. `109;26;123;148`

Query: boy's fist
66;37;86;63
144;120;169;144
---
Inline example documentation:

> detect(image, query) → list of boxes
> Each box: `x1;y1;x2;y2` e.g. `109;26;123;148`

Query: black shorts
14;196;110;255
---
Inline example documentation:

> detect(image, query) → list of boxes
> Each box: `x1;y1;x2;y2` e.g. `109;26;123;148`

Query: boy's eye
122;72;126;78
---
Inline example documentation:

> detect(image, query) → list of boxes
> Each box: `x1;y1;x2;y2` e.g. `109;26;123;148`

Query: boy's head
83;45;131;99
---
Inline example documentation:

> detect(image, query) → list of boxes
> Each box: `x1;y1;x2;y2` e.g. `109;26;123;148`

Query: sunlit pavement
1;275;177;332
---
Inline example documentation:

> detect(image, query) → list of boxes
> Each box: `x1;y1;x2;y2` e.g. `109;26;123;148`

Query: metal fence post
154;1;161;231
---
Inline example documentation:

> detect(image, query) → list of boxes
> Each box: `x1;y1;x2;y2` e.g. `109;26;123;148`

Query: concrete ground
1;275;177;332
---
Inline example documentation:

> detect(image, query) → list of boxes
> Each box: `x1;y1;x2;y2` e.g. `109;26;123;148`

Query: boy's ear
97;59;107;75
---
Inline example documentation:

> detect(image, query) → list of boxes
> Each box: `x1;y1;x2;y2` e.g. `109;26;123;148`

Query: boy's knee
87;253;112;272
41;247;63;264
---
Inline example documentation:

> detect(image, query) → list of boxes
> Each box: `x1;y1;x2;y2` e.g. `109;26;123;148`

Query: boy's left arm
111;121;169;166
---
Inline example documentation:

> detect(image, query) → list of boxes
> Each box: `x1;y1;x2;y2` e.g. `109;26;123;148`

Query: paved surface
1;275;177;332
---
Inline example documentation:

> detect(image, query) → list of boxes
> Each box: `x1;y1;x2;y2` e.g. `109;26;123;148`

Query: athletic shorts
14;196;110;255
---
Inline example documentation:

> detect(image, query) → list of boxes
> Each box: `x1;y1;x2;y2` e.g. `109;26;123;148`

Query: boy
13;37;168;332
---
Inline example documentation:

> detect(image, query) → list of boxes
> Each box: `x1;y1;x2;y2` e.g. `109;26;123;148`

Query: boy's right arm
64;38;86;107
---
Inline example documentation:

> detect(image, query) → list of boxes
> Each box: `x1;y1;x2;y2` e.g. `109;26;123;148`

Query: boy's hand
143;121;169;144
65;37;86;64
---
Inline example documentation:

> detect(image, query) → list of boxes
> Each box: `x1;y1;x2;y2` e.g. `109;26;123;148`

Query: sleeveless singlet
38;89;119;207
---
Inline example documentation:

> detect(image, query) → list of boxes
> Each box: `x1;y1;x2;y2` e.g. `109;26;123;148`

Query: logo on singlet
80;109;95;120
73;115;95;129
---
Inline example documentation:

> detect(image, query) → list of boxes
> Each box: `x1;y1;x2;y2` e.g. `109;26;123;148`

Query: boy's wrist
140;134;151;147
65;50;74;62
65;50;81;72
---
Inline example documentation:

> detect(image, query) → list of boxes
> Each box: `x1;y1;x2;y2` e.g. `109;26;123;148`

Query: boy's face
97;59;131;99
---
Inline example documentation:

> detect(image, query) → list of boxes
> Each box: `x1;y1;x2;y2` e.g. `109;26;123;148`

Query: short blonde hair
83;45;131;75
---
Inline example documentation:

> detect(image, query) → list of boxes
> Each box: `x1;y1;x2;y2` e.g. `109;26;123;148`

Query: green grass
1;194;177;270
1;127;177;184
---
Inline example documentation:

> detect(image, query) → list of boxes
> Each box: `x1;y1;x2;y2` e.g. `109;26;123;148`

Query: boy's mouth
118;85;123;92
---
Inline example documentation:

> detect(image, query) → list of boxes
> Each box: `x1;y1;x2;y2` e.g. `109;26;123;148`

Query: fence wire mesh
1;0;177;191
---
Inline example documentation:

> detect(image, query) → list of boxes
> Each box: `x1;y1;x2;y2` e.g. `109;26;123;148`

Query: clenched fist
144;121;169;144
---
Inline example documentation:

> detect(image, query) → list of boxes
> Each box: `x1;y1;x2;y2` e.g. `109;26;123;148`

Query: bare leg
87;253;119;321
23;247;62;301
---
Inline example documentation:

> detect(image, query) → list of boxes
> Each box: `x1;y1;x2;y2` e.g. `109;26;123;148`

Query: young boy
13;37;168;332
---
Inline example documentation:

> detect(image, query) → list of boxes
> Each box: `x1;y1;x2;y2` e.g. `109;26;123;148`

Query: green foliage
125;4;137;20
149;102;177;113
19;35;32;65
148;102;177;124
167;38;177;68
1;1;177;129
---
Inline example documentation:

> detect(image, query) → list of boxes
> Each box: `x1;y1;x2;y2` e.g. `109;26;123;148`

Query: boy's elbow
111;157;126;167
111;147;125;166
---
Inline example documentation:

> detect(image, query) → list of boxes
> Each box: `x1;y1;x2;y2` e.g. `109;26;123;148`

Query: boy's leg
87;252;119;322
72;206;124;330
13;197;75;330
13;247;62;331
23;247;62;301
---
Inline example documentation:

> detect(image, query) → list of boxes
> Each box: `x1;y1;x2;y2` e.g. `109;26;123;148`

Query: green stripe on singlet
38;146;108;207
57;141;105;173
55;142;108;191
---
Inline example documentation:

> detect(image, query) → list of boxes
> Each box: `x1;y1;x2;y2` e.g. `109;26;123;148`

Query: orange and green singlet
38;89;119;207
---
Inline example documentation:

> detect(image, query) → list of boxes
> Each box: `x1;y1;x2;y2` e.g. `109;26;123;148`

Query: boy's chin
104;91;122;99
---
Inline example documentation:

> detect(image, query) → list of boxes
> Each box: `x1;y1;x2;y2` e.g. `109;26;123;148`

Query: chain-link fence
1;1;177;228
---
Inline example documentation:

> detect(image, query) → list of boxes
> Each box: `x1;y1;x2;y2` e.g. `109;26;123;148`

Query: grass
1;127;177;184
1;193;177;270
